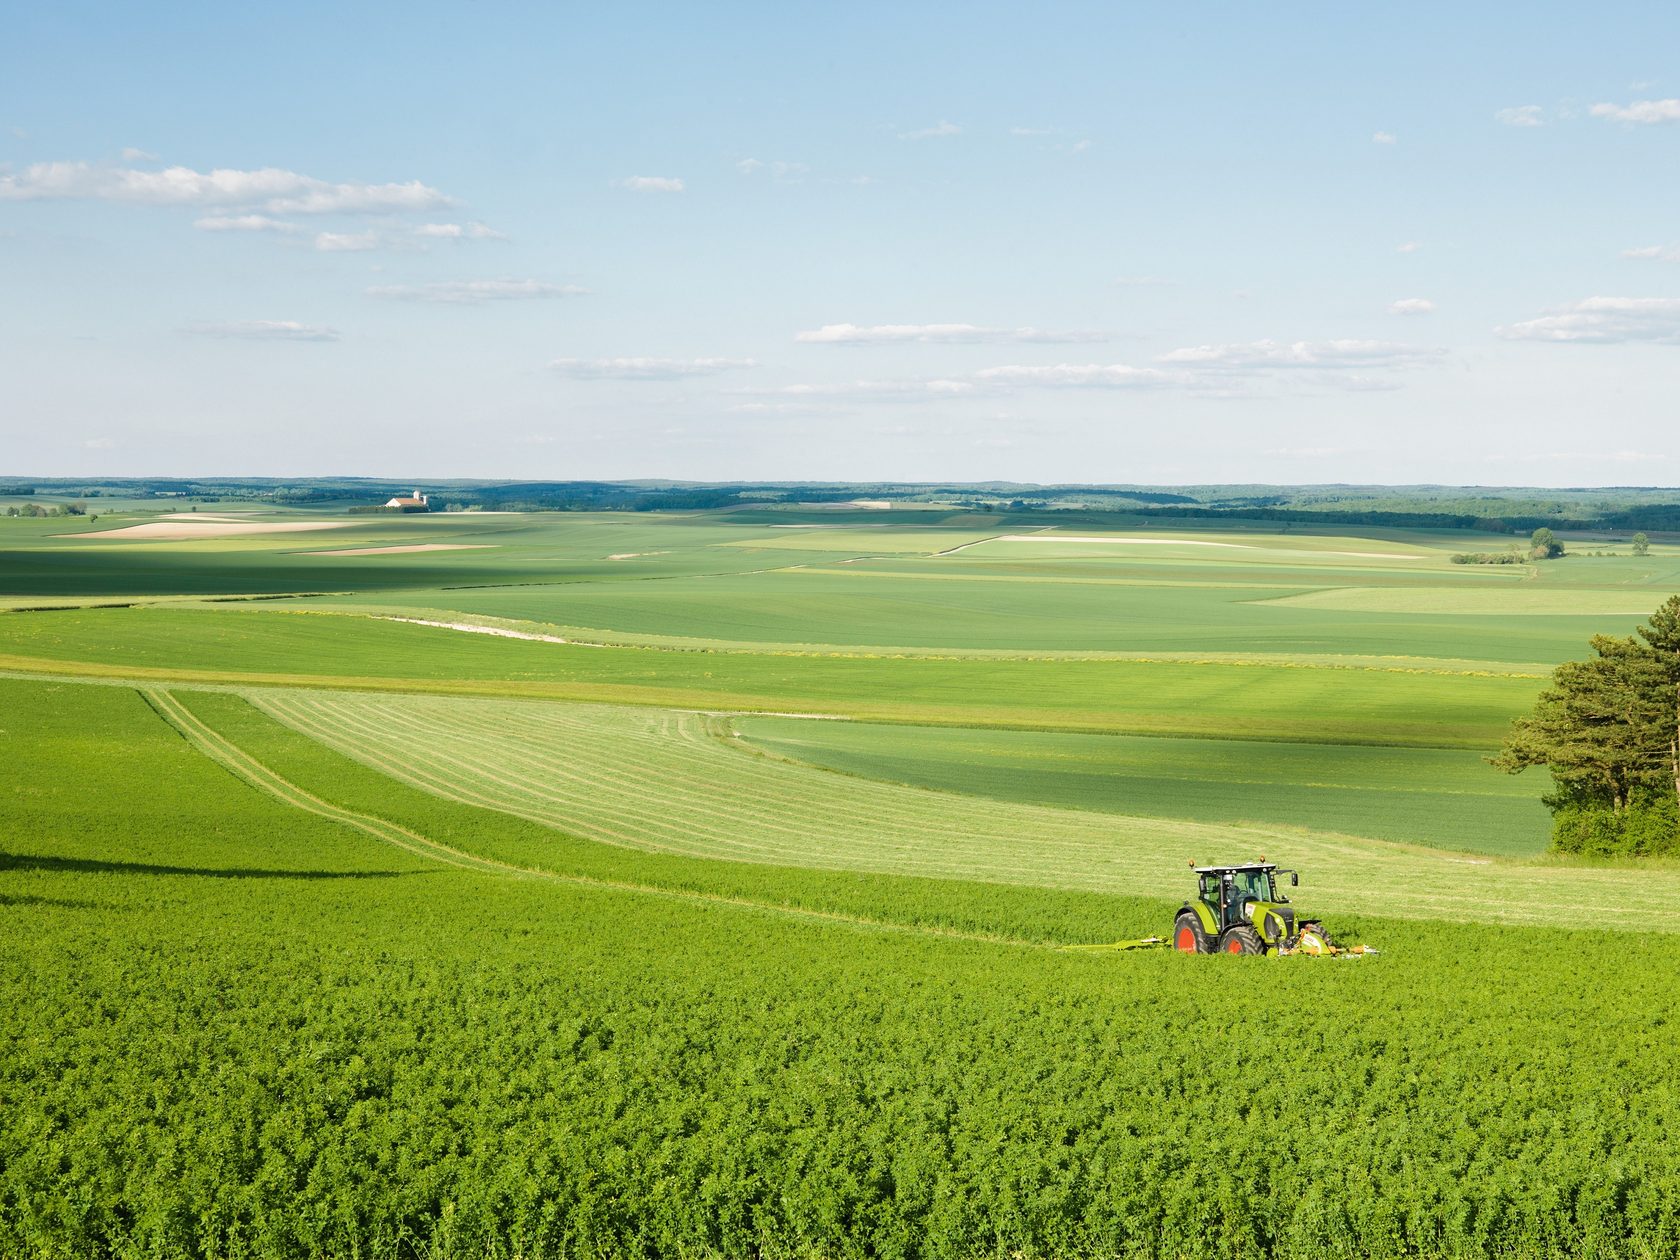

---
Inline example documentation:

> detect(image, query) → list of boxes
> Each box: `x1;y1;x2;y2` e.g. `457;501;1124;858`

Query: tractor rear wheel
1219;925;1265;955
1173;912;1210;954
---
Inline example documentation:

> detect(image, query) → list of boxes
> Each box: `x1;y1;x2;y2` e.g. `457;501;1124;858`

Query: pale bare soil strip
247;688;1680;933
142;686;1037;948
64;520;357;541
306;544;493;557
374;616;577;644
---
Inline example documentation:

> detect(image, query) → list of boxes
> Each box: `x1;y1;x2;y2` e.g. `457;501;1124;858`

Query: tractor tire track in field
138;687;1044;950
141;688;511;876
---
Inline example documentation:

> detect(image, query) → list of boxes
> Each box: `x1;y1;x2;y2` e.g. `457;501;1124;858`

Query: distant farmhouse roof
384;489;430;509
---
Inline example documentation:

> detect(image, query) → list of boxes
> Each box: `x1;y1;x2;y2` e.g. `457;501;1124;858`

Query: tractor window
1231;870;1275;902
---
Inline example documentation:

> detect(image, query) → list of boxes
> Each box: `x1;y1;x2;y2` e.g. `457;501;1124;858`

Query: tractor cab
1196;863;1293;930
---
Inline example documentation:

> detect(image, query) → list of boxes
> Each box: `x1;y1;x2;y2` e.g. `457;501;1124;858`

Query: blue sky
4;1;1680;484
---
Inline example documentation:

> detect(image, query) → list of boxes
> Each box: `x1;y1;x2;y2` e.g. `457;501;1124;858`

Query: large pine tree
1638;594;1680;808
1495;596;1680;856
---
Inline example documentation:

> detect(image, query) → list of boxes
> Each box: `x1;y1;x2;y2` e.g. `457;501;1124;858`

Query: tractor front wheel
1219;925;1266;955
1173;912;1210;954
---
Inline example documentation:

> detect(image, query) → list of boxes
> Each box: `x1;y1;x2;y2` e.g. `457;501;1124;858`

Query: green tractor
1173;862;1340;955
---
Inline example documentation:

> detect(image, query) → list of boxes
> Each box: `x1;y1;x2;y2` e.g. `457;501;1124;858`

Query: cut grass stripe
147;686;1052;949
245;687;1680;934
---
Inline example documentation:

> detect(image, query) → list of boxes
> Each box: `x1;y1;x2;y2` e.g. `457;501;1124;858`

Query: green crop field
5;502;1680;1257
734;718;1553;856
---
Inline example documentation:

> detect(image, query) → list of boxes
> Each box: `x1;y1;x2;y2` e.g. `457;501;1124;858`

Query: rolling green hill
5;504;1679;1258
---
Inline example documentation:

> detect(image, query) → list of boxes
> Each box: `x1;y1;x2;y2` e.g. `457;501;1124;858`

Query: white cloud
1372;131;1398;144
1395;241;1422;253
1388;297;1435;315
898;120;961;140
414;221;507;240
185;320;338;342
366;279;589;304
740;337;1440;402
80;437;116;450
736;157;811;180
1496;296;1680;343
0;160;450;214
737;378;975;401
1496;105;1544;128
975;363;1173;388
1158;338;1443;369
1621;244;1680;262
119;147;160;162
1490;449;1670;464
552;357;756;379
314;230;380;252
795;322;1104;345
616;176;685;192
1332;376;1408;393
1590;99;1680;125
193;214;299;234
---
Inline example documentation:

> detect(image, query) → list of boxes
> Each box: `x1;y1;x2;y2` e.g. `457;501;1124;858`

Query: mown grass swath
230;685;1679;932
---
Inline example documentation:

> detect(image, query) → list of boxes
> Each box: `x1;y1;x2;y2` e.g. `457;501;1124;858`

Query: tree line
1496;596;1680;856
3;501;88;517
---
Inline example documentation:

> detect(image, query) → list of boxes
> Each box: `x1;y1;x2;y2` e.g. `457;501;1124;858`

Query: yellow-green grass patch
1260;587;1680;615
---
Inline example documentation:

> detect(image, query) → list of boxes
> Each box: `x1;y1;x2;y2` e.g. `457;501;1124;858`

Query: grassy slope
8;676;1680;1258
735;717;1551;857
232;684;1680;932
0;607;1539;746
171;684;1171;946
315;548;1680;661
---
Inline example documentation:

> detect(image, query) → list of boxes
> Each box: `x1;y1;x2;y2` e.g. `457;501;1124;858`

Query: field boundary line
140;688;1051;950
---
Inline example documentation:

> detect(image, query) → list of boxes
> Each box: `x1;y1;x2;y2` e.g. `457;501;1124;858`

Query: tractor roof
1193;863;1276;874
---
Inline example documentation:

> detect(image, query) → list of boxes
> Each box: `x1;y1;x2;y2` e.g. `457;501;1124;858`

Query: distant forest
4;477;1680;534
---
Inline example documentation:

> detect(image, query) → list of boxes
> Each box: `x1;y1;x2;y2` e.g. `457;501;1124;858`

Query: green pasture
385;563;1659;660
1262;586;1678;614
953;532;1441;562
12;677;1680;1257
736;717;1551;856
0;510;868;598
7;508;1676;668
0;606;1540;745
